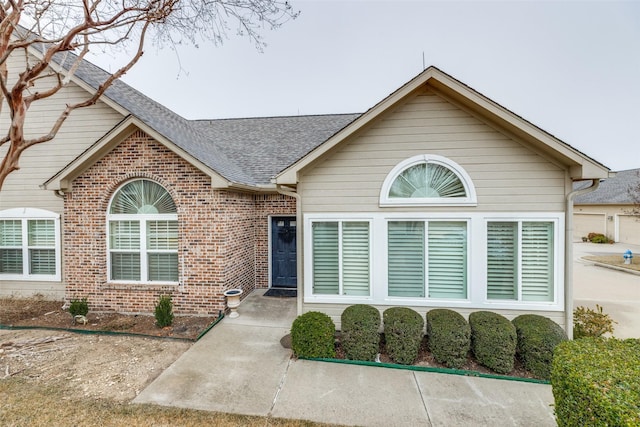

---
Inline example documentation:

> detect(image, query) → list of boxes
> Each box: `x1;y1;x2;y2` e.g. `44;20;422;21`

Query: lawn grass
583;255;640;272
0;378;336;427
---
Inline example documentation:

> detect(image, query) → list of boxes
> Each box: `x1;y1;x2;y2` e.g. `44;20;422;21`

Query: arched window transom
380;155;477;206
107;179;178;284
110;180;176;214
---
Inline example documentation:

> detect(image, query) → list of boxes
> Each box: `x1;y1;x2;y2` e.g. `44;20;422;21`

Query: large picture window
487;221;555;302
388;221;467;299
0;208;60;281
107;180;178;283
304;213;562;311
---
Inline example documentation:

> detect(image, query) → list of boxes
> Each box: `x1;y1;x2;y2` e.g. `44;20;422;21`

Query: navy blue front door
271;217;297;288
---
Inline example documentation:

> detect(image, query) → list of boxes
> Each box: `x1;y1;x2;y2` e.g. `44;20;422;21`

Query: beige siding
0;49;124;212
299;88;566;213
0;50;124;298
0;281;64;299
303;303;566;332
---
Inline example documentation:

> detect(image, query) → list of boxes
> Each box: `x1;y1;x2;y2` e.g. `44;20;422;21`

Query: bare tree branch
0;0;298;190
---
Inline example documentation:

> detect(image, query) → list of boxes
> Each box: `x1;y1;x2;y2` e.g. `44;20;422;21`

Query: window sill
102;282;180;292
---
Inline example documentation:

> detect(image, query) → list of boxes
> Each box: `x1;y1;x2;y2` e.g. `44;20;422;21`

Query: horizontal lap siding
300;89;565;213
0;50;124;212
0;51;123;298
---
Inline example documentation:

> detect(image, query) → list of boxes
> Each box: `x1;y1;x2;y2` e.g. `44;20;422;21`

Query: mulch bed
0;297;218;341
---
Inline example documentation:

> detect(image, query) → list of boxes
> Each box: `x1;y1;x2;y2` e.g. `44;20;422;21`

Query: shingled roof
58;51;359;186
574;168;640;204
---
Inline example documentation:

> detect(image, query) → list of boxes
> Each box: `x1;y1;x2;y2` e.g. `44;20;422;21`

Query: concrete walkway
135;289;555;426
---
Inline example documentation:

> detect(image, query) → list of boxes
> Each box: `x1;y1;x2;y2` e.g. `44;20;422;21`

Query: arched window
107;179;178;283
380;154;477;206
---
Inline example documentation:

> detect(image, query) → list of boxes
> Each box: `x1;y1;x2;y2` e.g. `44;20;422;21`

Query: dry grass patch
583;255;640;272
0;378;338;427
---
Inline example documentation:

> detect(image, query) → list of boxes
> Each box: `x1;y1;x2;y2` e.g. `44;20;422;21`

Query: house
573;168;640;245
0;49;611;334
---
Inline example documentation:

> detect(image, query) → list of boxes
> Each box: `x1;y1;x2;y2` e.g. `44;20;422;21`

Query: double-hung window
487;221;555;302
107;180;178;283
311;220;370;296
0;208;60;281
388;221;468;299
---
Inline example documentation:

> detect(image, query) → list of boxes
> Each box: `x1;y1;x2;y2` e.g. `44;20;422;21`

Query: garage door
574;213;606;241
617;215;640;245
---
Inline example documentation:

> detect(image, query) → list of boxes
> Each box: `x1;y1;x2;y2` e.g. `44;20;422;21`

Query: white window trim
106;214;178;284
106;180;178;285
379;154;478;207
385;218;471;302
482;216;563;308
304;212;564;311
306;216;374;304
0;208;61;282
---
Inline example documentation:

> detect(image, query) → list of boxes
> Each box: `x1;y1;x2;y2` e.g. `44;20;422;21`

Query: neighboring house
573;168;640;245
0;51;611;333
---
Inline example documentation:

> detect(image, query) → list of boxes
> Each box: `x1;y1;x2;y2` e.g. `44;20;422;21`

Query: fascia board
427;77;610;179
275;68;441;185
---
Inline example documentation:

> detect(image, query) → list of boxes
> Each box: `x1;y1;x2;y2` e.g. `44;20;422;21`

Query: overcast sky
92;1;640;172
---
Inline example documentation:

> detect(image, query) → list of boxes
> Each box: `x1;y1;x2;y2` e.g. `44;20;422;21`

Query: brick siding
64;130;295;315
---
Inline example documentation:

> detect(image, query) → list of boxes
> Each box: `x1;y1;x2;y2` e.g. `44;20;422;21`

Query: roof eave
43;116;230;191
275;66;611;184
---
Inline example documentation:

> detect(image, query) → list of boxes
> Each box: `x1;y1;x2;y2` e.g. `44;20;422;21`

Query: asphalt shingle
574;169;640;204
59;51;359;185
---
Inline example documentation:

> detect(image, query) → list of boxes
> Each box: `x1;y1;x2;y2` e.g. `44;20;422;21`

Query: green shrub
291;311;336;358
154;295;174;327
341;304;380;361
468;311;516;374
68;298;89;317
426;309;470;369
512;314;567;379
552;338;640;426
587;232;610;243
383;307;424;365
573;304;616;339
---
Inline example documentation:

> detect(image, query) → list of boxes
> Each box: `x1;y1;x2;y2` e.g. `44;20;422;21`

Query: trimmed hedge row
291;307;567;380
426;309;470;369
291;311;336;358
341;304;380;361
469;311;516;374
512;314;567;380
552;338;640;426
383;307;424;365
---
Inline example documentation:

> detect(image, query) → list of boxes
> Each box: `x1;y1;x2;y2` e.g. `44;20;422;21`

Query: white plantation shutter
312;221;370;296
27;220;56;275
487;222;518;300
428;222;467;299
0;220;23;274
342;222;370;296
148;253;178;282
312;222;339;294
110;221;141;250
522;222;554;301
388;221;425;297
111;253;141;281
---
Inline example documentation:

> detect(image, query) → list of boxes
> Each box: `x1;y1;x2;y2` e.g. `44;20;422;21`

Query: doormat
264;288;297;298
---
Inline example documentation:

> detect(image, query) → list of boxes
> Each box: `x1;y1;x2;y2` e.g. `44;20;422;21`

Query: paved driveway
573;242;640;339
